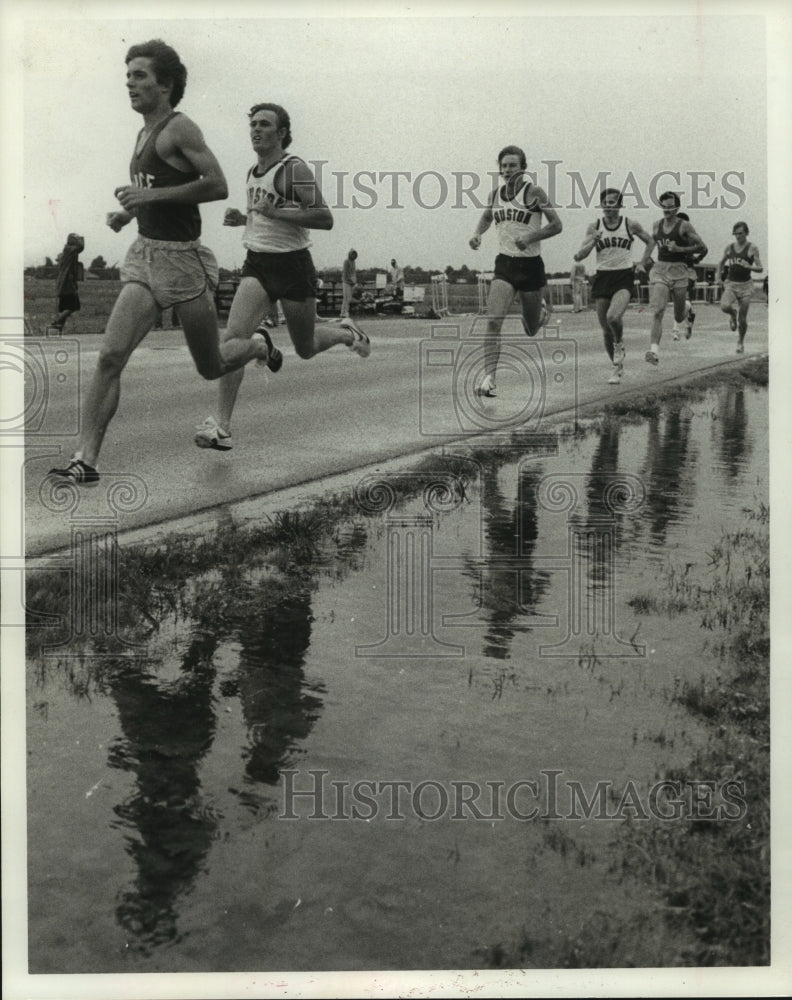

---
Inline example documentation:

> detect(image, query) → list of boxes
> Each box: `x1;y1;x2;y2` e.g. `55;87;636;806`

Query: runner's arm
573;222;598;261
469;202;494;249
669;221;707;261
745;244;763;273
517;187;561;249
258;158;333;230
637;224;659;270
626;218;652;247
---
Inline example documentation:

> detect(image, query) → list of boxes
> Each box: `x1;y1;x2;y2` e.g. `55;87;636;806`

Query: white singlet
491;180;543;257
593;216;635;271
243;154;311;253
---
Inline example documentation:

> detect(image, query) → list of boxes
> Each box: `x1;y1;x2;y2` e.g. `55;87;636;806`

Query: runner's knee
195;358;225;380
96;346;128;378
294;341;317;360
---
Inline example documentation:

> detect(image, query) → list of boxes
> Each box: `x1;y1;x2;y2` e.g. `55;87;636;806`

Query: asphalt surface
19;305;768;556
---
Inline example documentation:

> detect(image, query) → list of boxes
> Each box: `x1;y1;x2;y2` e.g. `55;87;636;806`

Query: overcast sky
19;9;771;276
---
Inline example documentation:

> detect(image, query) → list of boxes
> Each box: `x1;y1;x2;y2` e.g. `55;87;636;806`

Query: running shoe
608;368;622;385
48;458;99;485
645;350;659;366
476;374;497;397
194;416;233;451
672;327;681;341
340;318;371;358
252;328;283;372
736;342;745;354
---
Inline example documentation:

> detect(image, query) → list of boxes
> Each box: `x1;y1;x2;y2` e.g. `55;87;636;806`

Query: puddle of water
26;380;768;972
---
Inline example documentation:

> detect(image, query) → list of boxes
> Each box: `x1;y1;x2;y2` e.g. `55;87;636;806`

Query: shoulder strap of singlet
522;181;541;211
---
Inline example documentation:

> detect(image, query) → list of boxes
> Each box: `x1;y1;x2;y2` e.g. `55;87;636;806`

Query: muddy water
26;380;767;972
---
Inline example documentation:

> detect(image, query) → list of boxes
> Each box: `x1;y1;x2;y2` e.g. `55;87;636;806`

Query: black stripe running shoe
48;458;99;485
253;327;283;372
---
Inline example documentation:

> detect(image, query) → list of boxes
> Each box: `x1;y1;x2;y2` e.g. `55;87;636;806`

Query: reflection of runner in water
641;402;696;546
235;586;321;785
466;456;551;661
716;221;763;354
582;420;624;586
573;188;651;385
105;569;323;948
468;145;562;398
715;384;752;479
108;642;219;949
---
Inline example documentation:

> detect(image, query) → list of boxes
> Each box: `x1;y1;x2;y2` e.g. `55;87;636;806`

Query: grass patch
602;506;769;966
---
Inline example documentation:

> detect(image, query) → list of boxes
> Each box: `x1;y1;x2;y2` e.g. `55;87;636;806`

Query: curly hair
248;103;293;149
126;40;187;108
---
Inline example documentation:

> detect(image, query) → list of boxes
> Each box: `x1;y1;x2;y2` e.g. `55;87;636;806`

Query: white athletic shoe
476;374;497;397
672;328;681;341
194;416;233;451
340;318;371;358
608;368;622;385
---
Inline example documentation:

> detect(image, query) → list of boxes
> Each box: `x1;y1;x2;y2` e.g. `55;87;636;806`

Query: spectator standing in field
49;39;271;485
50;233;85;334
570;259;587;313
468;144;562;398
340;249;358;318
716;221;763;353
638;191;707;367
194;102;370;451
388;258;405;299
573;188;651;384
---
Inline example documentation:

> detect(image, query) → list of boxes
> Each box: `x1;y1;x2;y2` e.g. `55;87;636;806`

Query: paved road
18;306;768;555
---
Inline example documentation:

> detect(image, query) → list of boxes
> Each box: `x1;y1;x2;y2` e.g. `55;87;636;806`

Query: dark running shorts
57;293;80;312
591;268;635;301
493;254;546;293
242;248;317;303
